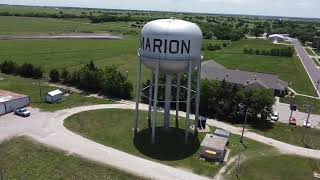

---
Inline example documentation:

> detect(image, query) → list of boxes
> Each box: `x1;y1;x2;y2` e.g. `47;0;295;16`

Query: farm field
205;39;317;96
0;74;112;111
0;137;142;180
0;16;140;35
64;108;320;179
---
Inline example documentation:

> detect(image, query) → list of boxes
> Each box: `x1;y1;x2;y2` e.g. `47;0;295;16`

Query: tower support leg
134;59;142;135
151;61;160;144
148;72;153;129
195;59;202;136
185;60;192;144
164;74;172;130
175;74;181;128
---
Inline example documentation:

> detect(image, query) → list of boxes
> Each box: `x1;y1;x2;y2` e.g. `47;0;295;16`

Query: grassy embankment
0;137;143;180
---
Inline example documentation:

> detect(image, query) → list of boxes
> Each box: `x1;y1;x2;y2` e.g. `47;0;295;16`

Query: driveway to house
1;102;320;180
290;38;320;96
274;98;320;128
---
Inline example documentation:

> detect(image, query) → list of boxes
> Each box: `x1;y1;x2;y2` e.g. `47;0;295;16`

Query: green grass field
312;58;320;66
64;108;320;179
64;108;270;177
305;47;315;56
243;119;320;150
0;16;140;35
0;74;112;111
0;5;104;16
281;95;320;115
0;137;142;180
205;39;317;96
227;154;320;180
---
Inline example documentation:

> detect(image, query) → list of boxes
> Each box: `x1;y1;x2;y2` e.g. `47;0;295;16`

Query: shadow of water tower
134;18;203;144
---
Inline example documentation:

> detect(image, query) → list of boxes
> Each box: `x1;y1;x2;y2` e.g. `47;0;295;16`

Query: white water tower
134;18;203;144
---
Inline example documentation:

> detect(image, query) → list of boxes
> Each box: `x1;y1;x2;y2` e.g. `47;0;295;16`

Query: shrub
49;69;61;82
0;60;18;74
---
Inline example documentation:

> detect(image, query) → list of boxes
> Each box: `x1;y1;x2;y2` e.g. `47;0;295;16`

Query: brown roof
0;90;27;103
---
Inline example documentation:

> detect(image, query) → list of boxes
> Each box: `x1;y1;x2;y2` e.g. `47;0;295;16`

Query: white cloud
0;0;319;18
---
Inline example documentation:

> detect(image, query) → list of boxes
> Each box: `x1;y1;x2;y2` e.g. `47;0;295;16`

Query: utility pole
306;80;320;125
39;79;42;103
289;97;296;124
240;110;248;144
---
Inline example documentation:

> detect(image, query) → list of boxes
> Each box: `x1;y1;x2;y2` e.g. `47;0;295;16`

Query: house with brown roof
201;60;288;96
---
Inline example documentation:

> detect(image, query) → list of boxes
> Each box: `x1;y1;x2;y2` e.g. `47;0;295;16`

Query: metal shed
0;90;30;116
200;129;230;162
46;89;63;103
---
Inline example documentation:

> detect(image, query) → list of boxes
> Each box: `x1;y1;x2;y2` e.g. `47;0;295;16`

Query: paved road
291;38;320;96
1;102;320;180
0;103;209;180
0;35;122;40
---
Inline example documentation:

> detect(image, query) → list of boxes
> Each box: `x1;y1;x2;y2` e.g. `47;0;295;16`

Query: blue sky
1;0;319;18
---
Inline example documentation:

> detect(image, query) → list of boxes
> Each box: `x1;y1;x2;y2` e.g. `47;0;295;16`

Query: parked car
271;111;279;121
303;120;311;128
15;108;31;117
289;116;297;125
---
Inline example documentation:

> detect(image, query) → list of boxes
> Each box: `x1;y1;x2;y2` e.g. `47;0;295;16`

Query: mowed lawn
64;109;270;177
227;154;319;180
64;109;320;179
205;39;317;96
0;137;143;180
0;38;151;88
0;74;112;111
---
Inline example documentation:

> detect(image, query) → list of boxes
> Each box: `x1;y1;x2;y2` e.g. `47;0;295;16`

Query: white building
46;89;63;103
268;34;285;42
0;90;30;115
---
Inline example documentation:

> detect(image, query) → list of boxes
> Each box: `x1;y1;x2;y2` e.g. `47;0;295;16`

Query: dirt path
214;156;237;180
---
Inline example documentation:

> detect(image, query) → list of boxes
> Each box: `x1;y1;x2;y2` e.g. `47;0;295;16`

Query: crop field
0;16;140;35
205;39;317;96
0;5;104;16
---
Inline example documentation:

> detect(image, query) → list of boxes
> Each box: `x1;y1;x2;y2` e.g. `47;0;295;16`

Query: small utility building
0;90;30;116
268;34;285;42
46;89;63;103
200;129;230;162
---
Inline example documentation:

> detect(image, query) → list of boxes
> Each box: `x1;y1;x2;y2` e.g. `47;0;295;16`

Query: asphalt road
0;35;122;40
291;38;320;96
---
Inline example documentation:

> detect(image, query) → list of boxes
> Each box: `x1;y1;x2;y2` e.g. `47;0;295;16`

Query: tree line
0;11;87;19
89;14;155;23
141;75;275;123
49;61;133;99
0;60;133;99
0;60;43;79
243;47;294;57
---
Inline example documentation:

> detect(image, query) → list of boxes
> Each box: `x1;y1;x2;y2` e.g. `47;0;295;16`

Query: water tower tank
139;18;203;73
